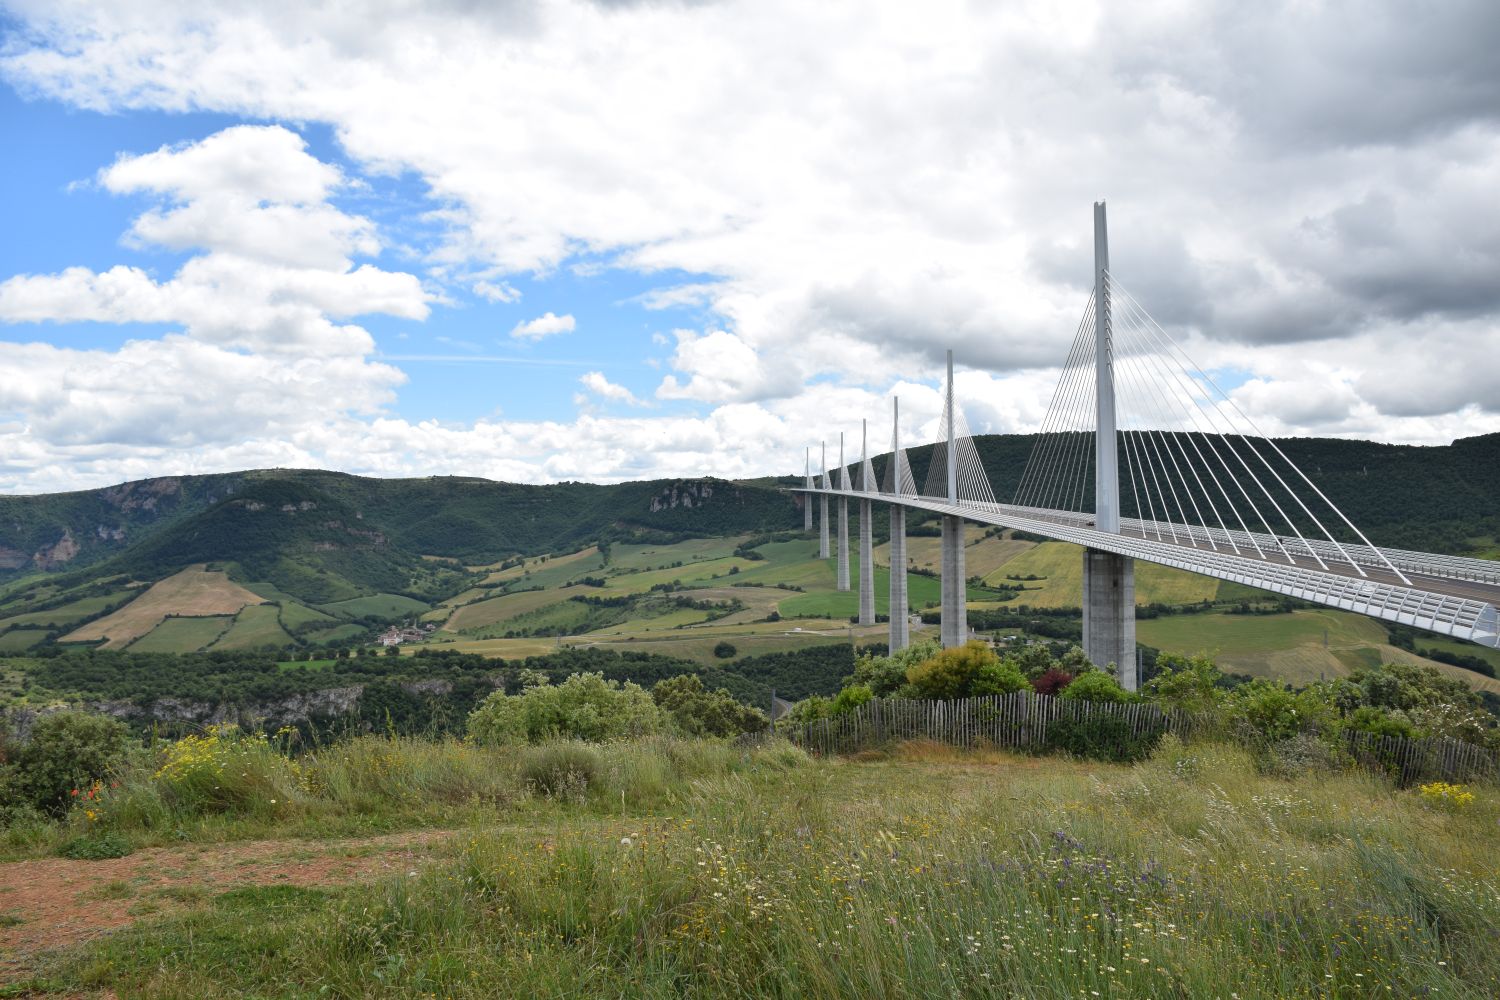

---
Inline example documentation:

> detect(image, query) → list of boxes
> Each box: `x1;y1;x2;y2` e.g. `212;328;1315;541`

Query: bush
713;641;738;659
7;712;132;816
1045;713;1165;763
1030;667;1074;696
829;684;873;716
907;642;1026;700
467;672;664;744
651;674;767;737
851;639;940;697
153;726;303;816
518;742;602;801
1058;670;1132;703
58;830;133;860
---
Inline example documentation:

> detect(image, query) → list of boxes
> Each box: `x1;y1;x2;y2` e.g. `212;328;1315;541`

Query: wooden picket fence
776;692;1500;786
782;692;1210;757
1343;729;1498;786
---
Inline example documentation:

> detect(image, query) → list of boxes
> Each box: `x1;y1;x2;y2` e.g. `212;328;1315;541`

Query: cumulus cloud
579;371;646;406
509;311;575;340
2;0;1500;492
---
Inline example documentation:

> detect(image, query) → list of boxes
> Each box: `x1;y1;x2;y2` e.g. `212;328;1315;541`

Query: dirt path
0;828;455;981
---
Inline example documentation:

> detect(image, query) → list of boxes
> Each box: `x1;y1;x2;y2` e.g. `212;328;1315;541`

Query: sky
1;0;1498;495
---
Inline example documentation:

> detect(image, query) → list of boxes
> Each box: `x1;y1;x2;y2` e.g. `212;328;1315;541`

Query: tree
1142;653;1225;714
7;712;131;816
907;642;1026;700
466;672;663;744
851;638;940;697
713;641;737;659
651;674;766;737
1058;670;1132;703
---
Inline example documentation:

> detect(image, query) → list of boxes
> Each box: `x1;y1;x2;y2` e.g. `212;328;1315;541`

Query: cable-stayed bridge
795;203;1500;688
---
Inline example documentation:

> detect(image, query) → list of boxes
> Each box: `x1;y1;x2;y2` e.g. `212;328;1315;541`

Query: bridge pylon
939;350;967;648
818;440;830;559
1083;200;1137;688
858;420;876;626
836;432;850;592
887;398;910;651
803;446;813;532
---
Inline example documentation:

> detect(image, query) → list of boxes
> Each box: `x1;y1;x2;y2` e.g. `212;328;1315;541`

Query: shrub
651;674;767;737
713;641;737;659
907;642;1026;700
852;639;940;697
829;684;873;716
1030;667;1074;696
7;712;132;816
153;726;303;816
467;672;664;744
1143;653;1225;713
1417;780;1476;812
518;742;602;801
1058;670;1131;703
58;830;133;860
1045;713;1165;763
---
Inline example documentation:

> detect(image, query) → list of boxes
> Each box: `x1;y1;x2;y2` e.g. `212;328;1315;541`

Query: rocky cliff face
649;481;721;512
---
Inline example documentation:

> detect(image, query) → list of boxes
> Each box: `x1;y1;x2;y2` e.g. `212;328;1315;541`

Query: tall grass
32;736;1500;998
4;731;798;856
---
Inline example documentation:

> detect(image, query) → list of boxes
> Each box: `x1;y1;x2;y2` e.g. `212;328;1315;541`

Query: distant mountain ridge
0;470;799;601
3;430;1498;597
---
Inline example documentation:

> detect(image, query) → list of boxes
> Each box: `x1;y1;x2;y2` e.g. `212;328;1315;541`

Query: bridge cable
1013;295;1094;508
1113;280;1406;584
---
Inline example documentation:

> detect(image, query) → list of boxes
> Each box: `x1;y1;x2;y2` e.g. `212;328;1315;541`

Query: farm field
0;629;48;653
1138;608;1500;693
984;540;1220;607
444;586;588;632
319;593;431;620
212;604;296;650
0;589;139;630
5;738;1498;998
127;615;233;653
61;566;266;648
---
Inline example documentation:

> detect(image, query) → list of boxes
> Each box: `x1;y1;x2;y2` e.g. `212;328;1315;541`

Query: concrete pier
837;497;850;591
819;495;829;558
1082;548;1136;686
804;496;812;531
889;504;908;651
940;514;967;647
858;499;875;625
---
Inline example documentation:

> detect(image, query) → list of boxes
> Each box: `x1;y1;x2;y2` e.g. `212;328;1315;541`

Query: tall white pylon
888;397;909;651
858;418;875;626
803;446;813;531
940;350;967;647
836;432;850;591
1083;201;1136;687
818;440;830;559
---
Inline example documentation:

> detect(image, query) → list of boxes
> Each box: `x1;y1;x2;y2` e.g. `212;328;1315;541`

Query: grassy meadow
7;735;1499;998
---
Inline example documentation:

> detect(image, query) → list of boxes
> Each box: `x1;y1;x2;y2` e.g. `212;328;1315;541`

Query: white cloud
473;279;520;303
509;311;575;340
1;1;1499;493
579;371;646;406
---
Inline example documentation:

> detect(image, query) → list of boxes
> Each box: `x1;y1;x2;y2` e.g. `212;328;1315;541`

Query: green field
319;593;431;620
0;628;49;652
276;600;337;631
982;541;1219;607
446;587;585;633
0;589;137;630
300;623;366;645
127;615;234;653
211;604;296;650
1138;608;1500;693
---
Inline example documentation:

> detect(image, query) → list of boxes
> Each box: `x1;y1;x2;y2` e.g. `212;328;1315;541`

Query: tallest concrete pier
939;350;967;648
1082;201;1136;688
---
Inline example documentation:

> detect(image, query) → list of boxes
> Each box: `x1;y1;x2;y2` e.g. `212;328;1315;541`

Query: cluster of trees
464;671;766;744
782;637;1500;752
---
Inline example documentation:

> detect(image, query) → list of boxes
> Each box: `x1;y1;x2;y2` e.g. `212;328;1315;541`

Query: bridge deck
796;488;1500;649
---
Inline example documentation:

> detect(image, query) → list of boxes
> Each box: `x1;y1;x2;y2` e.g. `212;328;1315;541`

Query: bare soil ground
62;565;266;648
0;829;453;983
